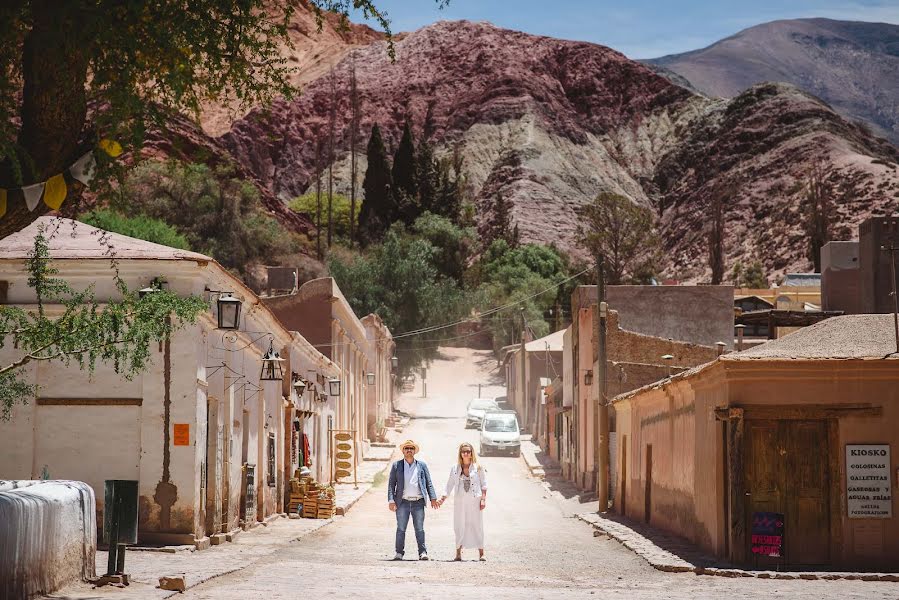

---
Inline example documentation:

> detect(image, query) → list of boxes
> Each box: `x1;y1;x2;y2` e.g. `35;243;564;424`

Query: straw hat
399;439;420;454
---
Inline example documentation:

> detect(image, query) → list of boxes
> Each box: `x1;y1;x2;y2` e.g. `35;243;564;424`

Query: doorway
744;419;830;567
644;444;652;524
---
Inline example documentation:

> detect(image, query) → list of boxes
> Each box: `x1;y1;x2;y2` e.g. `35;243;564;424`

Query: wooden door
744;420;830;567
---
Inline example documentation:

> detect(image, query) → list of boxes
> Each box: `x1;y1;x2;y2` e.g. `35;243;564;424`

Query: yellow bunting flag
0;189;6;218
43;173;67;210
98;138;123;157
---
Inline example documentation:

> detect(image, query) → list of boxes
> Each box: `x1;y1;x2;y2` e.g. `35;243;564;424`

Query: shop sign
173;423;190;446
750;512;784;557
846;444;891;519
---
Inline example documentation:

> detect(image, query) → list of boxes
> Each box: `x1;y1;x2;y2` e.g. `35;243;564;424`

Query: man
388;439;439;560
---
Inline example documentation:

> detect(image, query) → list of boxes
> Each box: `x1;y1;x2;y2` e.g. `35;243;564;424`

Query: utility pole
884;243;899;354
520;307;528;432
348;52;360;248
596;253;610;513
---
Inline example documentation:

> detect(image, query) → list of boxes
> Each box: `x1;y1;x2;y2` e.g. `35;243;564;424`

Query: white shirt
403;459;422;500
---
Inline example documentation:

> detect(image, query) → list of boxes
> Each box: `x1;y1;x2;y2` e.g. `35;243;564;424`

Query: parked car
479;410;521;457
465;398;499;429
493;395;510;410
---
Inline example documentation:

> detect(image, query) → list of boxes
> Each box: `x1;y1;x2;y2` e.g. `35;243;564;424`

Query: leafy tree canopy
290;191;359;243
81;208;190;250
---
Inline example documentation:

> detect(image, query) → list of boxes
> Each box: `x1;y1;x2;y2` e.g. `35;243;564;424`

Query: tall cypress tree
416;138;438;214
358;124;392;245
391;122;418;223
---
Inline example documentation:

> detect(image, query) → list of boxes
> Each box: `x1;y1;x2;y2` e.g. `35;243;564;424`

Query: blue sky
351;0;899;58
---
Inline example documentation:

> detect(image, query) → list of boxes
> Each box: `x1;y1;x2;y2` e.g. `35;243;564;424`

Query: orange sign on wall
173;423;190;446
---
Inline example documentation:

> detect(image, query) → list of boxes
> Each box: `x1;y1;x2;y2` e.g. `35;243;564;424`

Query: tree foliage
577;192;660;285
482;193;519;250
81;209;190;250
328;222;467;372
106;160;305;277
471;240;572;352
731;259;768;289
358;124;393;245
411;212;476;284
0;227;206;419
290;191;359;243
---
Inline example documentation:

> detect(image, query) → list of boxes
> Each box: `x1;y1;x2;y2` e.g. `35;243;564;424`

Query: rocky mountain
218;18;899;282
646;18;899;145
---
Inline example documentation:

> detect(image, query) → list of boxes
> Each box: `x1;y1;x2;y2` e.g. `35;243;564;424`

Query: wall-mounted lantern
260;341;285;381
328;378;341;397
583;369;594;386
391;356;399;370
216;293;242;330
366;372;376;385
292;372;307;395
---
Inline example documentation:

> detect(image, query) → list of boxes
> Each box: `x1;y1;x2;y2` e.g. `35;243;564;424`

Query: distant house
613;314;899;571
734;295;773;338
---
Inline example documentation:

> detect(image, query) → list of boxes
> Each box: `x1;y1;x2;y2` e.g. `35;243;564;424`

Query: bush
289;191;360;243
81;209;191;250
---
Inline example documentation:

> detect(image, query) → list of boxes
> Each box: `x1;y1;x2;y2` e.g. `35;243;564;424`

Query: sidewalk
45;416;406;599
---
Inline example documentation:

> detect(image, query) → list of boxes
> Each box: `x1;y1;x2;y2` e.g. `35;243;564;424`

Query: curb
575;513;899;582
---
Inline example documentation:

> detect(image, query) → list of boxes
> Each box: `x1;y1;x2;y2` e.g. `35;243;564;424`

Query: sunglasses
461;449;472;454
403;447;415;451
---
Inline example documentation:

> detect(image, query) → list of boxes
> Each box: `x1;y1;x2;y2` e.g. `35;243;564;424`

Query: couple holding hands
387;439;487;562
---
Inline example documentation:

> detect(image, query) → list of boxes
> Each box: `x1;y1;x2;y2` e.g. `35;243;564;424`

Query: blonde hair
456;442;479;469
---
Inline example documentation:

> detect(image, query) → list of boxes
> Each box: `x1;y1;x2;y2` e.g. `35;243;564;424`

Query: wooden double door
744;419;831;567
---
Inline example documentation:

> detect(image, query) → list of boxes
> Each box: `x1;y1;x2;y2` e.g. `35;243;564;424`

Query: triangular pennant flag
98;138;122;158
22;182;44;212
0;189;6;218
44;174;67;210
69;152;96;185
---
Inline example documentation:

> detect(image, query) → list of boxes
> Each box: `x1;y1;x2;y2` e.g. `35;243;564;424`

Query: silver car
479;410;521;457
465;398;499;429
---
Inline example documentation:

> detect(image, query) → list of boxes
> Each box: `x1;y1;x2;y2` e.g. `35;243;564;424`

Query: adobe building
821;241;861;314
361;313;396;442
613;314;899;570
860;215;899;314
0;218;339;547
263;278;372;475
563;284;721;491
504;328;564;441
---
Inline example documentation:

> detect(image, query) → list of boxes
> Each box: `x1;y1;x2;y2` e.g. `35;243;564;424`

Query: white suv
479;410;521;457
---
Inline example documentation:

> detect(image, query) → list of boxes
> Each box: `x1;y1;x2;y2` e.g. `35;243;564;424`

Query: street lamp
217;293;242;330
260;341;285;381
584;369;594;386
366;372;376;385
328;378;341;397
391;356;398;370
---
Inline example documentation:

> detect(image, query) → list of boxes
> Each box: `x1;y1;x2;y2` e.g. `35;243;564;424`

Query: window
267;433;276;487
484;415;519;432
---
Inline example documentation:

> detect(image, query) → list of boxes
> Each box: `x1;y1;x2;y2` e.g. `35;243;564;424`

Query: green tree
416;138;439;214
358;124;393;245
0;1;442;239
108;160;304;278
81;209;190;250
328;223;467;373
290;191;359;243
392;123;418;201
801;162;834;272
473;240;570;352
0;228;206;419
732;259;767;289
482;193;518;249
577;192;660;285
411;212;476;284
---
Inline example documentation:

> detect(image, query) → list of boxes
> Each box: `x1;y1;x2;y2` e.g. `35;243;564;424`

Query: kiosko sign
846;444;892;519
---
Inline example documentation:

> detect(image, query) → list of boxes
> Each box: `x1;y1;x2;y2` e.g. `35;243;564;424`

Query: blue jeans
395;498;426;556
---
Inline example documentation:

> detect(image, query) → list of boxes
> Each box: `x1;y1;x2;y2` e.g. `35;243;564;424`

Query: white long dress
445;463;487;549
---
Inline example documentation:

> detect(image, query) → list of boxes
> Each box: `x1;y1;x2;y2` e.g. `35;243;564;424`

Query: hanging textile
69;152;96;185
43;174;67;210
22;183;44;212
302;433;312;467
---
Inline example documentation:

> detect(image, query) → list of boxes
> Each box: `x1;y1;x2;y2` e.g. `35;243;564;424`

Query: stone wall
0;480;96;598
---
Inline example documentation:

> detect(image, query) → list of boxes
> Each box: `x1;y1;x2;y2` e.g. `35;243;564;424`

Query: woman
438;442;488;561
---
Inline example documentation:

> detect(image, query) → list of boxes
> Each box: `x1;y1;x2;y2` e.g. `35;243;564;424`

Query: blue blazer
388;458;437;503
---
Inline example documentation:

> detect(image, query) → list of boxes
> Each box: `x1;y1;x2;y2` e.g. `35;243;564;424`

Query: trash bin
103;480;138;578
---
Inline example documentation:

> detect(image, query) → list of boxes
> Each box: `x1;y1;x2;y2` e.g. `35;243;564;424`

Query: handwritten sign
846;444;891;519
750;512;784;557
173;423;190;446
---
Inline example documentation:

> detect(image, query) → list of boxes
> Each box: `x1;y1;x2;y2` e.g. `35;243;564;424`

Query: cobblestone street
48;348;899;599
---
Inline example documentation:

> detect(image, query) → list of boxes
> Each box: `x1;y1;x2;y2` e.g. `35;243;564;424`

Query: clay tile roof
0;217;211;262
725;314;899;360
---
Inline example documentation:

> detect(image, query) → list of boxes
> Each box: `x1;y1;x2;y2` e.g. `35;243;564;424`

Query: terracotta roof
0;217;211;262
725;314;899;360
